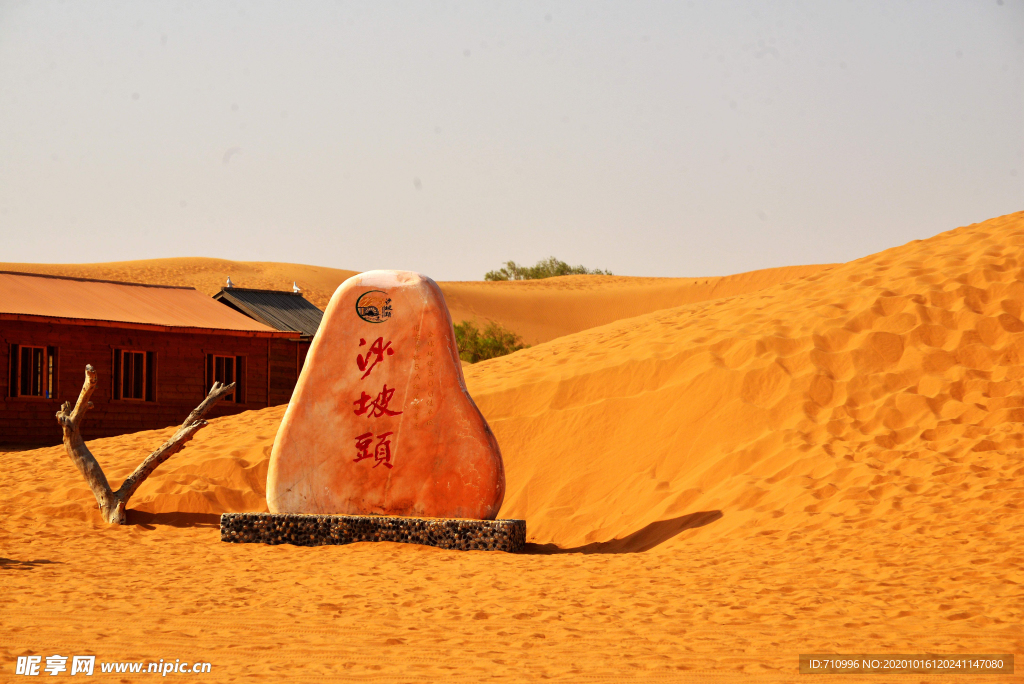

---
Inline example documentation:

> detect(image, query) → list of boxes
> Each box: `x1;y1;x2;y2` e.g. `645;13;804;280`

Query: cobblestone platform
220;512;526;552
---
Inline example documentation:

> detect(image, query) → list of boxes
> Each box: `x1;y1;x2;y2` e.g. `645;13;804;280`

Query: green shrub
454;320;528;364
484;256;612;281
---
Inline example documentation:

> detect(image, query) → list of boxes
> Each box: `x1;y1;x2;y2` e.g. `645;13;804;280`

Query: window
206;354;246;403
8;344;57;399
112;349;156;401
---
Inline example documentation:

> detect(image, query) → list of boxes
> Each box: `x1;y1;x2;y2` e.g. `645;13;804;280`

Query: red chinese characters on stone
354;336;401;469
356;337;395;379
353;431;395;469
352;384;403;418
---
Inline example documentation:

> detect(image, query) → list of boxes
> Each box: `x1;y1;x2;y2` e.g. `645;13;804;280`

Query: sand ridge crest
0;257;833;344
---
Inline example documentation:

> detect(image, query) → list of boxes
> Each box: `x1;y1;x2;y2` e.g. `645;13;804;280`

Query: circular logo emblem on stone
355;290;393;323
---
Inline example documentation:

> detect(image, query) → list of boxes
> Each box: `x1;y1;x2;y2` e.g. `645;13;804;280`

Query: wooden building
1;271;303;445
212;285;324;373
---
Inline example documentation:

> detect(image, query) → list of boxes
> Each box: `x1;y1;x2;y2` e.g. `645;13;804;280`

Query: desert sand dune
0;257;359;310
0;257;831;344
3;212;1023;681
441;264;832;344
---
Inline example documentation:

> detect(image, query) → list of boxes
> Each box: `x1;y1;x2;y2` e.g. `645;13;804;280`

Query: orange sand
0;257;831;344
439;264;833;344
0;257;359;311
3;212;1023;681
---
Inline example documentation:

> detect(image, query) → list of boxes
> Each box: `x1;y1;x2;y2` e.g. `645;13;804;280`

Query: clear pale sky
0;1;1021;281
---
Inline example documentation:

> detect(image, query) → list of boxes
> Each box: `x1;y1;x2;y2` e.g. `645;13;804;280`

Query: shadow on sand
0;557;64;570
127;511;223;529
120;509;723;554
523;510;723;555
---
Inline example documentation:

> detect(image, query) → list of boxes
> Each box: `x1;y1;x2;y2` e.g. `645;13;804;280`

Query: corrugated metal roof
0;271;294;335
213;287;323;338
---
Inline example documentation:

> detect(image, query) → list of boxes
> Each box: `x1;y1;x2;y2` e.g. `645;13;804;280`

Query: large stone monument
220;271;525;552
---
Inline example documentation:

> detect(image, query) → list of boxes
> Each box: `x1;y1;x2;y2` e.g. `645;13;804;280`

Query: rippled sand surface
3;211;1023;681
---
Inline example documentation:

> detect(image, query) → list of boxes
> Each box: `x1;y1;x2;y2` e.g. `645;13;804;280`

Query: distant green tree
454;320;528;364
484;256;612;281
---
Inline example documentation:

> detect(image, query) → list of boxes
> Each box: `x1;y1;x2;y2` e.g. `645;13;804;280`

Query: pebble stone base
220;512;526;553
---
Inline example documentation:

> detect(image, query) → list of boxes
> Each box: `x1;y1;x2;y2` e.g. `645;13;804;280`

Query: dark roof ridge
0;270;196;290
213;287;323;337
216;286;304;296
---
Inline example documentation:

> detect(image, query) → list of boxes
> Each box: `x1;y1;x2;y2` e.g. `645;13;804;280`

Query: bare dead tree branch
57;365;235;524
56;365;119;520
114;381;236;506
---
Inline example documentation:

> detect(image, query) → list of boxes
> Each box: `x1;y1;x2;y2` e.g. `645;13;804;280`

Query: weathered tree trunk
56;365;235;524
